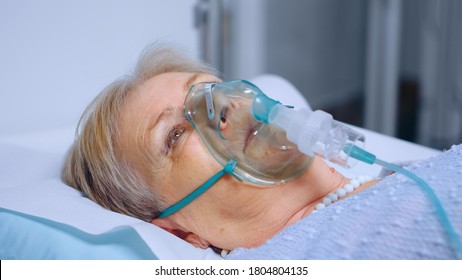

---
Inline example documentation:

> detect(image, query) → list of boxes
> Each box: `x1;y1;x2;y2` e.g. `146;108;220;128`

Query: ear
151;218;211;249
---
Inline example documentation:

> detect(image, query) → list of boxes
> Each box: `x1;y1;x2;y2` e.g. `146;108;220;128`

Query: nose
230;99;240;109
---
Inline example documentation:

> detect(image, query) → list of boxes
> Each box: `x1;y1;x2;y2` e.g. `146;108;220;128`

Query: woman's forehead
136;72;219;106
120;72;219;145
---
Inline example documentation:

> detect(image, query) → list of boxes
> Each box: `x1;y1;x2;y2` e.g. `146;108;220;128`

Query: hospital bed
0;75;440;259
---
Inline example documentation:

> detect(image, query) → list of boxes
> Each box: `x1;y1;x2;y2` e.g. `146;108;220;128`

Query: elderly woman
62;44;462;259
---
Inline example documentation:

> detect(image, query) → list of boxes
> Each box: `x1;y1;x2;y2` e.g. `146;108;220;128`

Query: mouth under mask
183;80;313;186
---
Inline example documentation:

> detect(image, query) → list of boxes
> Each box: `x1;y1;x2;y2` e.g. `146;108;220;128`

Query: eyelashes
167;127;184;148
165;116;191;155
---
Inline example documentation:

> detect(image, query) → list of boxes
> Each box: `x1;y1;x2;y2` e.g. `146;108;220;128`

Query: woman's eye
167;128;184;150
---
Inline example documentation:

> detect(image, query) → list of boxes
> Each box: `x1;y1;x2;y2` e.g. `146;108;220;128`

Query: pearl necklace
315;175;374;211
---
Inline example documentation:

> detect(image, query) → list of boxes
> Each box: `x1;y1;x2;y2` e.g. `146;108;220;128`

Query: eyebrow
149;74;199;128
149;73;217;154
184;73;202;92
148;73;205;157
145;104;175;160
152;73;202;131
152;104;175;130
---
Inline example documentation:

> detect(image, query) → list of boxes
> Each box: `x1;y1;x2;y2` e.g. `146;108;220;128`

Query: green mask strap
157;160;238;219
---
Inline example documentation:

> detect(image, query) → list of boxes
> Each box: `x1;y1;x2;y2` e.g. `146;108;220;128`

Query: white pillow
0;142;62;189
1;207;158;260
0;178;220;260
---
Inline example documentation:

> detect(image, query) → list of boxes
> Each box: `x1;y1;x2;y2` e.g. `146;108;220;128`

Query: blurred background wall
197;0;462;150
0;0;198;136
2;0;461;149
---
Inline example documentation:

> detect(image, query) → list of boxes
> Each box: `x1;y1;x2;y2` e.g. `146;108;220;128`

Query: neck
238;156;351;244
292;156;350;204
285;162;380;225
280;156;357;226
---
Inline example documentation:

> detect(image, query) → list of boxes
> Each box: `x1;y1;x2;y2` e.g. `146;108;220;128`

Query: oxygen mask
184;80;312;186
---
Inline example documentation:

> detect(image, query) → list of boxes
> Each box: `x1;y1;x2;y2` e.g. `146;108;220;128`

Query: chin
247;148;312;179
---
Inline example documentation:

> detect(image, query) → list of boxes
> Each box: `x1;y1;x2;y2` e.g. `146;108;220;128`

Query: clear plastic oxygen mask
184;80;313;186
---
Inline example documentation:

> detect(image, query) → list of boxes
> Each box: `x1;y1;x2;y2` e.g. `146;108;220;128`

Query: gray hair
61;43;218;221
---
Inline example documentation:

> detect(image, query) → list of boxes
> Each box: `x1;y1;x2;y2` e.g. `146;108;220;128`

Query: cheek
182;134;219;172
166;134;222;201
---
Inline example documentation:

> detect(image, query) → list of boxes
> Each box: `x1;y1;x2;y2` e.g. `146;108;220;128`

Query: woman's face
119;72;346;250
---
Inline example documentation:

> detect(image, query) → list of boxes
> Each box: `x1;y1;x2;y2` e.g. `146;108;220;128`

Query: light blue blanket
228;144;462;259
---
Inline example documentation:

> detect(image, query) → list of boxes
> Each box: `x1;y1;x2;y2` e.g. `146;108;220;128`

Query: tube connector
251;91;281;124
343;143;376;164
